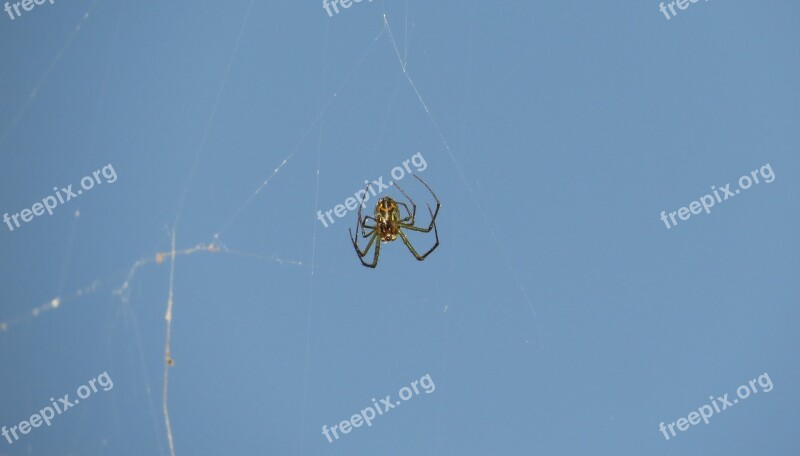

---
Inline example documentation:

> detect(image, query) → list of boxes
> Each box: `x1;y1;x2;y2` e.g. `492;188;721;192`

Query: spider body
375;197;402;242
349;175;440;268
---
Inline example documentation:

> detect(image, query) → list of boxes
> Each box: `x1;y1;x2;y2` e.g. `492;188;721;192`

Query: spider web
0;1;544;454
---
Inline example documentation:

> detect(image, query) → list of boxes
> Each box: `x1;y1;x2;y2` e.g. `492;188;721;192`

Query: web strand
213;24;387;239
298;15;331;454
173;0;256;224
0;5;551;455
0;0;102;146
114;301;168;456
383;14;546;348
162;228;177;456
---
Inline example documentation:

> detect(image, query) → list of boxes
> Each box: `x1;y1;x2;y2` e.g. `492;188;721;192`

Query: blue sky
0;1;798;455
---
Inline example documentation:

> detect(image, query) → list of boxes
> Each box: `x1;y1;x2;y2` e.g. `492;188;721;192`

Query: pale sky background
0;1;798;455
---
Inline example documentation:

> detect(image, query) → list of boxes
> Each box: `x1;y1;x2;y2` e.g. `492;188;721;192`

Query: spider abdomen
375;197;401;242
378;223;399;242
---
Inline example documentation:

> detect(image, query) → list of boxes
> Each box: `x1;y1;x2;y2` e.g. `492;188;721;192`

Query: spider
349;174;440;268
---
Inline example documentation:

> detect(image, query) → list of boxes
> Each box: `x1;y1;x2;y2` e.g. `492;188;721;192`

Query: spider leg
396;202;414;222
398;219;439;261
392;181;416;225
361;216;377;237
357;182;380;236
349;228;380;268
350;227;377;258
355;183;372;226
353;184;376;237
361;224;375;237
351;195;370;248
400;204;437;233
350;181;382;268
411;174;441;231
362;236;380;268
